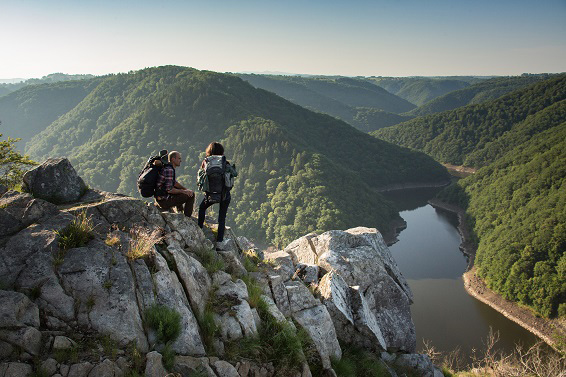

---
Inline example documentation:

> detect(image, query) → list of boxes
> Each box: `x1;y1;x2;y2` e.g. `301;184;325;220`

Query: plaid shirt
156;165;176;196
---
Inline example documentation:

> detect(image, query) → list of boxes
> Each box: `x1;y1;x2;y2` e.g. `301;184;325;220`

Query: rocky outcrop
0;159;433;377
285;227;416;353
22;158;87;204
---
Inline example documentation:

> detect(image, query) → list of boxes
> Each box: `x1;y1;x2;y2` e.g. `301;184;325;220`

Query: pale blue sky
1;0;565;78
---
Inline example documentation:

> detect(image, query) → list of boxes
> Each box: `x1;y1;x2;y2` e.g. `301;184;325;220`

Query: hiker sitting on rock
197;142;237;249
155;151;195;217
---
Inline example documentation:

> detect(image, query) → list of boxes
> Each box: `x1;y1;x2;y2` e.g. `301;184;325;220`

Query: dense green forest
0;79;102;150
238;74;415;132
3;66;449;247
0;73;95;98
373;74;566;166
366;77;474;106
372;74;566;318
408;74;555;117
438;121;566;318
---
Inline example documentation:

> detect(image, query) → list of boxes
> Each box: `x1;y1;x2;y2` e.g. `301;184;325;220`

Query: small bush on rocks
145;304;182;344
56;211;93;251
127;226;163;260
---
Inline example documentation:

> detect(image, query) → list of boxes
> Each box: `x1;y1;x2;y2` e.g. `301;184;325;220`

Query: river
383;187;539;366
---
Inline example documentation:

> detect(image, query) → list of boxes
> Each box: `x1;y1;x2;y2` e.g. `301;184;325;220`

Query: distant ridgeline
0;73;96;98
0;65;449;247
238;74;415;133
374;74;566;318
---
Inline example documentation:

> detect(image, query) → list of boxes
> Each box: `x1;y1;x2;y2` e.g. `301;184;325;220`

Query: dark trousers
156;192;195;217
198;193;231;242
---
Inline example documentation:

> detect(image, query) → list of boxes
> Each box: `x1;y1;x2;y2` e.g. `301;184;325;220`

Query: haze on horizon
2;0;565;79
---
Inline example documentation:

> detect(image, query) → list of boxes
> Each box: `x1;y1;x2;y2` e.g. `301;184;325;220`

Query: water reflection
383;188;538;365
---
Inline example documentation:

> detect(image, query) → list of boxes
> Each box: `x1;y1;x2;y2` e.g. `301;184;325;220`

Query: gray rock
164;244;211;316
0;208;22;237
0;362;33;377
145;351;166;377
22;158;87;204
0;290;40;328
0;340;13;359
264;250;295;280
53;336;76;350
41;358;59;376
174;356;216;377
87;359;121;377
285;281;341;370
260;295;287;323
0;327;42;355
60;364;70;376
285;280;320;313
268;274;291;317
0;212;72;287
86;195;157;235
295;263;319;285
58;241;148;352
0;184;7;197
284;233;319;265
153;252;205;355
394;353;435;377
161;213;206;250
211;360;239;377
213;278;257;341
132;259;155;313
288;227;416;353
216;248;247;276
68;362;94;377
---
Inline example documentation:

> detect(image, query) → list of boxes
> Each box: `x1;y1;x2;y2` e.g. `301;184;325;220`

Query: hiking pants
156;192;195;217
198;193;231;242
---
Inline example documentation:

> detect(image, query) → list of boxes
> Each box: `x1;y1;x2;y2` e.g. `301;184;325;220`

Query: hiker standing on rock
155;151;195;217
197;142;237;249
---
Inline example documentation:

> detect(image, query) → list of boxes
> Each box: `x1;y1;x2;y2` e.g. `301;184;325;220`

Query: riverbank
429;198;565;353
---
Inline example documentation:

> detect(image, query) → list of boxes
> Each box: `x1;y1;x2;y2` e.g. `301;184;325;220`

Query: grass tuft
331;346;389;377
56;210;94;251
145;304;182;344
127;227;163;260
193;246;225;274
162;343;175;371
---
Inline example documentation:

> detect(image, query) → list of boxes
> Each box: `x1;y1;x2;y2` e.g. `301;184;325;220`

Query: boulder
264;250;295;280
87;359;122;377
22;158;87;204
68;362;94;377
0;326;42;355
0;290;40;328
286;227;416;352
145;351;167;377
211;360;239;377
295;263;319;285
40;358;59;376
174;356;216;377
393;353;436;377
0;362;33;377
53;335;76;350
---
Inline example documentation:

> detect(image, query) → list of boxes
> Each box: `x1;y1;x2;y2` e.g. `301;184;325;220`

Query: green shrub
224;296;307;374
56;211;93;251
145;304;182;344
197;303;219;353
162;343;175;371
241;275;263;308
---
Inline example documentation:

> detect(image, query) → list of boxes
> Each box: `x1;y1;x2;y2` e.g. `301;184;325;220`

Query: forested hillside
438;121;566;318
367;77;473;106
373;74;566;166
408;74;554;116
0;73;95;98
5;66;449;246
239;74;415;132
0;79;101;150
